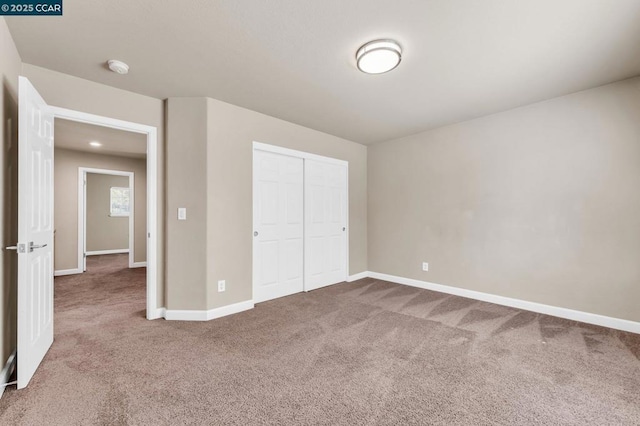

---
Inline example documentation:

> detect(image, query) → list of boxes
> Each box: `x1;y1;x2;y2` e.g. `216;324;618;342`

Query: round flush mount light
107;59;129;75
89;141;102;147
356;39;402;74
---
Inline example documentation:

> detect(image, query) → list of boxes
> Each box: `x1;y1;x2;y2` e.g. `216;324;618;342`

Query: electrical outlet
217;280;226;292
422;262;429;272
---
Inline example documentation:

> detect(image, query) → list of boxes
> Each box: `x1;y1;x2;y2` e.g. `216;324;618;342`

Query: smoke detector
107;59;129;75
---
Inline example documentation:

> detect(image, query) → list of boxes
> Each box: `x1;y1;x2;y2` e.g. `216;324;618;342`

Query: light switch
178;208;187;220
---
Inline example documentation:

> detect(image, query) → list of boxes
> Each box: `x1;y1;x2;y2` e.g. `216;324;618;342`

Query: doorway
252;142;349;303
51;107;159;320
15;77;159;390
78;168;135;271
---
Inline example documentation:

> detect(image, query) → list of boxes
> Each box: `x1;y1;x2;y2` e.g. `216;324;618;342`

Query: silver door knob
254;231;259;237
5;243;25;253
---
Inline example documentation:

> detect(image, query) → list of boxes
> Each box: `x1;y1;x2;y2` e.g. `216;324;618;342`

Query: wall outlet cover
422;262;429;272
217;280;226;292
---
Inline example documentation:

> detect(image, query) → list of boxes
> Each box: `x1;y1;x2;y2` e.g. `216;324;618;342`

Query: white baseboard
0;350;16;400
347;271;370;282
54;268;82;277
367;272;640;335
86;249;129;256
131;262;147;268
147;307;166;320
165;300;254;321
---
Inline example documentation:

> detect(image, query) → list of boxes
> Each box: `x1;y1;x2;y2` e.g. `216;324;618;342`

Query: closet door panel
253;151;304;303
304;159;347;291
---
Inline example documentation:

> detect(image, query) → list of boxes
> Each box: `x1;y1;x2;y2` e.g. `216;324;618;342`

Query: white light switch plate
178;208;187;220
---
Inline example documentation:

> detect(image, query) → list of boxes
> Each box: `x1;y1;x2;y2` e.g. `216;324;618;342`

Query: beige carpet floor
0;254;639;425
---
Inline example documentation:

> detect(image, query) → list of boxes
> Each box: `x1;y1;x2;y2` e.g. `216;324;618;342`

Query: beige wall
54;149;147;270
23;64;164;306
166;98;208;310
0;17;21;373
165;97;368;310
369;77;640;322
85;173;130;253
206;98;367;309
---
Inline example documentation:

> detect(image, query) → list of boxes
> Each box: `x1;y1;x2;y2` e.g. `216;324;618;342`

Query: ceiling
8;0;640;144
55;118;147;158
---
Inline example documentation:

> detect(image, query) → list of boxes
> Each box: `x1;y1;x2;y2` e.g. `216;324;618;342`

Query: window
110;187;131;217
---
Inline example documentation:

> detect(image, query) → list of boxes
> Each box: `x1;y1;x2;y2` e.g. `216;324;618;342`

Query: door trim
252;141;350;300
51;106;161;320
253;142;348;167
78;167;135;270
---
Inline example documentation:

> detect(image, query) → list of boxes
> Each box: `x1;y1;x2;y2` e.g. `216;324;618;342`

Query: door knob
5;243;26;253
342;227;346;231
254;231;259;237
29;242;47;252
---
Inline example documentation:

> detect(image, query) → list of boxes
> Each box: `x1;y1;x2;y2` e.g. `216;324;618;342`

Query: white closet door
253;151;304;303
304;159;348;291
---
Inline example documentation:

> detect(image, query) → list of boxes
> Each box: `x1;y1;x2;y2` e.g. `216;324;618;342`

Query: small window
110;187;131;217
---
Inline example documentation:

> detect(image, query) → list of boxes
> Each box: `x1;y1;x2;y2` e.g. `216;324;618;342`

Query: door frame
252;141;349;299
51;106;161;320
78;168;135;270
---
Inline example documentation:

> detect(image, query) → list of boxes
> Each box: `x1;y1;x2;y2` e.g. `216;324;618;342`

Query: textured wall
369;77;640;322
166;98;208;310
86;174;129;253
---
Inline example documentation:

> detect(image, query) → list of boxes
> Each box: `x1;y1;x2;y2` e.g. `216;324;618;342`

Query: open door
14;76;54;389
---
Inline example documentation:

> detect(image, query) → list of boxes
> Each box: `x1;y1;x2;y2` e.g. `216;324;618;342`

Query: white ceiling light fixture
356;39;402;74
89;141;102;147
107;59;129;75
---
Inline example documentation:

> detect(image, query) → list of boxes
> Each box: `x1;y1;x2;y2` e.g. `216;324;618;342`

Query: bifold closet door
304;159;348;291
253;151;304;303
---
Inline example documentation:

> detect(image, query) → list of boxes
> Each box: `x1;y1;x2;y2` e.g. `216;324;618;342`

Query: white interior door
16;76;54;389
304;159;348;291
253;151;304;303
